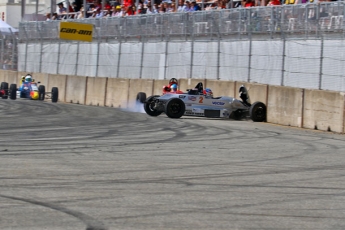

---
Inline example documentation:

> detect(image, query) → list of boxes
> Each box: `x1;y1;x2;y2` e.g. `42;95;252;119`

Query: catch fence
13;2;345;92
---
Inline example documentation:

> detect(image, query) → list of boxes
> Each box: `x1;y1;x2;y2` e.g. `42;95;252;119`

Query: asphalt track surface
1;99;345;230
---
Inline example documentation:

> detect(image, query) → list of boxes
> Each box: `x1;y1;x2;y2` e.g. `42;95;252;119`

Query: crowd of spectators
45;0;337;20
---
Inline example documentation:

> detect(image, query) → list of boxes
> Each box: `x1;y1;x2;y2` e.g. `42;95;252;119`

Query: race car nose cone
31;91;39;100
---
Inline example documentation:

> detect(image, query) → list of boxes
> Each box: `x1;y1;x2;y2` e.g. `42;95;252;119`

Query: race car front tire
165;98;185;119
136;92;146;104
51;87;58;103
144;95;162;117
1;82;8;99
9;84;17;100
38;85;45;101
250;101;266;122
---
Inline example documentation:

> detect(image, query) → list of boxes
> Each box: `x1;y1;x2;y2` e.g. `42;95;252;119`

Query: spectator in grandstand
205;2;216;10
112;5;122;16
52;12;59;20
84;4;95;17
244;0;255;7
190;0;201;11
46;12;51;21
91;7;104;18
158;3;165;13
216;0;227;9
177;0;188;12
126;5;138;15
146;2;158;13
171;2;177;12
165;1;174;12
77;7;85;19
94;0;102;10
184;0;193;11
120;5;127;15
267;0;280;5
72;1;80;12
103;8;112;16
57;1;67;19
57;2;67;14
138;3;147;14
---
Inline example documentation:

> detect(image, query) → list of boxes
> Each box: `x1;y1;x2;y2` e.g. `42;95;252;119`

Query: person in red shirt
267;0;280;5
244;0;255;7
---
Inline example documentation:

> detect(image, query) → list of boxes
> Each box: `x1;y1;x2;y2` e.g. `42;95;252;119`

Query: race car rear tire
9;84;17;100
136;92;146;104
144;95;162;117
250;101;266;122
38;85;45;101
51;87;58;103
1;82;8;99
165;98;185;119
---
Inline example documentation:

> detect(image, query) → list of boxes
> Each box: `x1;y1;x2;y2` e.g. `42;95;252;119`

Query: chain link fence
0;31;18;71
15;2;345;92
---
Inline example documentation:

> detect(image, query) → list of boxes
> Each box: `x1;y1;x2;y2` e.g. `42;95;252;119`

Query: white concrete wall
1;70;344;134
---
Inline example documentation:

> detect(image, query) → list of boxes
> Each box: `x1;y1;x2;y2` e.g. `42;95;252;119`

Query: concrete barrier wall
303;90;345;133
153;80;168;96
235;82;268;105
65;75;87;104
128;79;154;103
1;70;345;134
47;74;67;102
179;79;206;92
267;85;303;127
105;78;130;108
0;70;5;82
0;70;18;84
205;80;236;97
85;77;107;106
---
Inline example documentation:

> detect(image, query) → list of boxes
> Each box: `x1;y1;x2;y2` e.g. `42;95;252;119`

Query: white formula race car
137;83;266;122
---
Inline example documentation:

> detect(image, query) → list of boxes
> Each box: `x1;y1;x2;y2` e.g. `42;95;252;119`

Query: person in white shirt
177;0;188;12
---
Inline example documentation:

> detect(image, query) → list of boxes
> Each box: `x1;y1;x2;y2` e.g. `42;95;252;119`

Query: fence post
75;41;80;76
11;32;16;70
319;36;324;90
38;23;43;73
95;31;100;77
190;14;195;79
116;41;122;79
56;39;61;74
247;10;252;83
24;26;28;72
139;39;145;79
0;34;4;69
281;36;286;86
217;11;221;80
164;41;168;80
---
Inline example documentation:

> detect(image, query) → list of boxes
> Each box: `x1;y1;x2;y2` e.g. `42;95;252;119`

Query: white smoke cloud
121;100;146;113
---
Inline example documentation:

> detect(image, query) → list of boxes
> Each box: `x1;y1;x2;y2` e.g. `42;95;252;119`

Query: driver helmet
204;88;213;97
171;84;178;92
169;78;178;85
25;74;33;82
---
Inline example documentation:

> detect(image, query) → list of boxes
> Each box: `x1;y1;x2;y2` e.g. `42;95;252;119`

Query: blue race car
1;74;59;102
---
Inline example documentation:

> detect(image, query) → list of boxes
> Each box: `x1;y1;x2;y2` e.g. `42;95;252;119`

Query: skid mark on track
0;194;107;230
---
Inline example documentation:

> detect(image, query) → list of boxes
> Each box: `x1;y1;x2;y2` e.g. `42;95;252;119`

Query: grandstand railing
18;2;345;42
